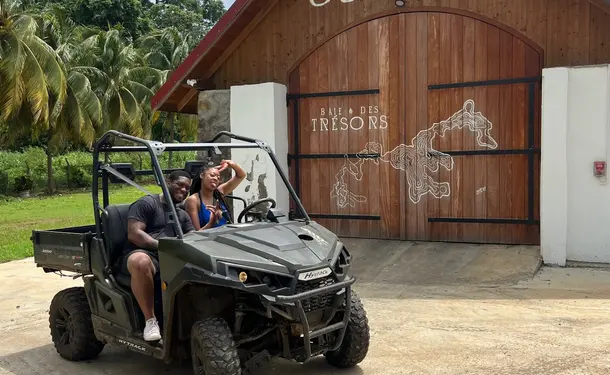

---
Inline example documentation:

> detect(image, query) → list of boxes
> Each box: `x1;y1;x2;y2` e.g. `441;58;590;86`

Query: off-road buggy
32;130;370;374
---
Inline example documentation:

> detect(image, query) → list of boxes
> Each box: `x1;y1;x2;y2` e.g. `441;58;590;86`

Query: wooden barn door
287;11;542;245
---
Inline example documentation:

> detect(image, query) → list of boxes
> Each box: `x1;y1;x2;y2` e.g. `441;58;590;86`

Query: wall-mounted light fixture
395;0;405;6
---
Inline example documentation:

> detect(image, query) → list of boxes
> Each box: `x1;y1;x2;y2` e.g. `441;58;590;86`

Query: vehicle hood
171;221;342;275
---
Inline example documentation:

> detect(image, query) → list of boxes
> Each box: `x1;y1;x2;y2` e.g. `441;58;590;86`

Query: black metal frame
428;76;540;90
426;77;541;225
275;276;356;361
91;130;311;243
286;89;381;221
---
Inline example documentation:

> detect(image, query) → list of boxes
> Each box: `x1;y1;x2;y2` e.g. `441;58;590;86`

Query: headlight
231;268;293;289
217;261;293;290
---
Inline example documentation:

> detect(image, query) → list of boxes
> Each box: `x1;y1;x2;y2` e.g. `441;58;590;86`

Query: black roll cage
91;130;310;245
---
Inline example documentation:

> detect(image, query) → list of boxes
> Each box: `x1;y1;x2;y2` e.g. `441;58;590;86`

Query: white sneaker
143;317;162;341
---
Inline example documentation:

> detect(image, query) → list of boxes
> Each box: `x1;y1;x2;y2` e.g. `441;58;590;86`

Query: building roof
150;0;270;114
151;0;610;115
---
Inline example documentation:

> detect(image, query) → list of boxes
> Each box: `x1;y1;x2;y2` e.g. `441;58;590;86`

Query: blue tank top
197;193;228;228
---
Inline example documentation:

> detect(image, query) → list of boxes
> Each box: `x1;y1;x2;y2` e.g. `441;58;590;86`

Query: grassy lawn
0;184;162;263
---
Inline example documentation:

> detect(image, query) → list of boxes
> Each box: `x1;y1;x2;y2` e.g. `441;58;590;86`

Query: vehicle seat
101;204;132;288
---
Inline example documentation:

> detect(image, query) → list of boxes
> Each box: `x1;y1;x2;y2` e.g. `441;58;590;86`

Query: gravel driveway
2;254;610;375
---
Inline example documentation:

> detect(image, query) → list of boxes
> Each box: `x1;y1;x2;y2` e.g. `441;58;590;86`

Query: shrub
0;171;8;195
14;175;34;192
0;148;198;194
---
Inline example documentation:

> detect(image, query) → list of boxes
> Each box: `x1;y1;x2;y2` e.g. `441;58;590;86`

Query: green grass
0;184;162;263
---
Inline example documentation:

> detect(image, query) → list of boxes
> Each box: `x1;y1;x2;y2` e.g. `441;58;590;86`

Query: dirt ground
2;243;610;375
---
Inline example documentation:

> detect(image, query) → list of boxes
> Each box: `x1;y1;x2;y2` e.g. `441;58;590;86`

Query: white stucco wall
541;64;610;266
228;82;290;221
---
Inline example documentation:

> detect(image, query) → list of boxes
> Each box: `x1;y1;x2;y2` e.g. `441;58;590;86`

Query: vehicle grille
295;276;336;312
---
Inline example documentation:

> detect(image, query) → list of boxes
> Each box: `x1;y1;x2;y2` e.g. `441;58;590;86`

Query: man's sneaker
143;317;162;341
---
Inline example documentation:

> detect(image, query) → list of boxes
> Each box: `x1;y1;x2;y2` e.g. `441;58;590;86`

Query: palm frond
68;71;102;127
71;65;110;89
119;87;140;123
27;35;67;102
20;39;50;124
144;51;171;70
104;89;122;131
135;34;161;50
67;69;89;92
0;32;26;120
82;88;103;128
0;72;25;122
10;13;37;39
125;80;155;102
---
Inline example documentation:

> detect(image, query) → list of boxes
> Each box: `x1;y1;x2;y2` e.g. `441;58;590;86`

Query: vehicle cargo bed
32;225;96;274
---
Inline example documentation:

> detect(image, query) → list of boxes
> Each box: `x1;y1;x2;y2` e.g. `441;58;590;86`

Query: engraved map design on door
330;100;498;207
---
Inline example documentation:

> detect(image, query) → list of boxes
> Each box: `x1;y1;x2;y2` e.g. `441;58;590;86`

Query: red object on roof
150;0;263;114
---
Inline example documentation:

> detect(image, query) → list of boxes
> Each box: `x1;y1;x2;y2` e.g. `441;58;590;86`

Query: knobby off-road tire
325;291;370;368
190;316;241;375
49;287;105;361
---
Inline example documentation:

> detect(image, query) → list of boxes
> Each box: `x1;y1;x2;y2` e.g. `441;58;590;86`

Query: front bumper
265;276;356;361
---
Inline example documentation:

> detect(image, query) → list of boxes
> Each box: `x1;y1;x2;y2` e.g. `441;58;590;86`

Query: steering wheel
237;198;277;223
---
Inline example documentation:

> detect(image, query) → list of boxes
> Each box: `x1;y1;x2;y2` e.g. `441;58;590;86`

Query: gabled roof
151;0;610;115
150;0;271;114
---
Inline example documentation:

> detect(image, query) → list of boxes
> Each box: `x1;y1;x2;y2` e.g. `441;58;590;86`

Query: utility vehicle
32;130;370;375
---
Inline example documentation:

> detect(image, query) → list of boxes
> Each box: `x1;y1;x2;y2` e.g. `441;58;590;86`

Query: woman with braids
184;159;247;230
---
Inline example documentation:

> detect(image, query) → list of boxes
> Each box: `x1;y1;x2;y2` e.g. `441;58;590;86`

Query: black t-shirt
125;194;195;253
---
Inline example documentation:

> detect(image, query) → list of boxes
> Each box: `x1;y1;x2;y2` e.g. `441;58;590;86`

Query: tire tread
48;286;105;361
190;316;241;375
325;291;370;368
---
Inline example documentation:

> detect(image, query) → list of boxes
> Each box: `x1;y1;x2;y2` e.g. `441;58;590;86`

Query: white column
564;65;610;263
228;82;290;221
540;67;569;266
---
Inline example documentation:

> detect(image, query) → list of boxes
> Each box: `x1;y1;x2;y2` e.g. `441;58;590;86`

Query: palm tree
5;4;105;193
136;27;198;166
73;28;161;138
37;4;102;146
1;0;70;191
0;0;66;136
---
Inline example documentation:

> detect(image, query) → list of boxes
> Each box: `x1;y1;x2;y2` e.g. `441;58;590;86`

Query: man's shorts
119;249;160;276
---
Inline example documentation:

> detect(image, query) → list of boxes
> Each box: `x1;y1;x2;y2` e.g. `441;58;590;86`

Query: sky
223;0;235;9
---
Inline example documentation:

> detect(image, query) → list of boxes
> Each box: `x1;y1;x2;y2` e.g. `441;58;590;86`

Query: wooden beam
177;88;199;112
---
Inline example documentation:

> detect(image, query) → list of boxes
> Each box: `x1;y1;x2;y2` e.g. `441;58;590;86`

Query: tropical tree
73;28;161;138
136;26;197;166
0;0;72;191
142;0;225;46
0;0;65;134
33;4;104;191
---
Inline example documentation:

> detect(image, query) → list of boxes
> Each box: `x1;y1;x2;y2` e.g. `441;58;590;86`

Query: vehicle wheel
190;316;241;375
324;291;370;368
49;286;105;361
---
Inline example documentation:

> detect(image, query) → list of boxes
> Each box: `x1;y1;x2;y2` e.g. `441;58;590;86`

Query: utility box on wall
541;64;610;266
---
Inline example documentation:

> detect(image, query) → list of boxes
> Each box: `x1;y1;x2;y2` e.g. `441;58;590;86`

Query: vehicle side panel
84;276;141;339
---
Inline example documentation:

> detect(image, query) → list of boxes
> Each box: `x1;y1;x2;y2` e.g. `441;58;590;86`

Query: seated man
120;170;195;341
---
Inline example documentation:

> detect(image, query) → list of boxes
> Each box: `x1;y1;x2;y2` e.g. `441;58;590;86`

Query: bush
0;171;8;195
0;148;197;195
13;175;34;192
